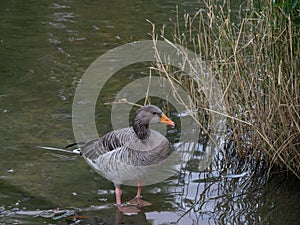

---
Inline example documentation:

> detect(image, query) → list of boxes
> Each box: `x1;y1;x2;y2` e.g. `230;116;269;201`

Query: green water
0;0;299;224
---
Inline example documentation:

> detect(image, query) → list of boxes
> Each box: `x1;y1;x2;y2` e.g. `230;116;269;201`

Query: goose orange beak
160;114;175;127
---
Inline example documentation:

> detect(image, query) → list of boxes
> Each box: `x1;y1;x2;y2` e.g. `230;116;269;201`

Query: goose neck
133;119;150;140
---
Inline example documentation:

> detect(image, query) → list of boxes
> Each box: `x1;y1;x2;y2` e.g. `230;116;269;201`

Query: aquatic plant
150;0;300;179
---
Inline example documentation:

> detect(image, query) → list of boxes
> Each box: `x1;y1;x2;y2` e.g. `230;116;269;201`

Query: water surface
0;0;299;224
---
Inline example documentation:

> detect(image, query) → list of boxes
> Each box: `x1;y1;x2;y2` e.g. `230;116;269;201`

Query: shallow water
1;0;300;224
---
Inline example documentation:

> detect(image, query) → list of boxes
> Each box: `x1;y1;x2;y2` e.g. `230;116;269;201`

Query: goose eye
152;112;157;115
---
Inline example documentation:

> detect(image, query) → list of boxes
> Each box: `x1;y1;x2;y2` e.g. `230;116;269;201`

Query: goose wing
80;127;134;160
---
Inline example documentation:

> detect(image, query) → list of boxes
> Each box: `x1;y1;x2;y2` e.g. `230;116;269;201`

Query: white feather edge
36;146;81;154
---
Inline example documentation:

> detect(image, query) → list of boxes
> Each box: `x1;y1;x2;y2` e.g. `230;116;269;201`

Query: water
1;0;300;224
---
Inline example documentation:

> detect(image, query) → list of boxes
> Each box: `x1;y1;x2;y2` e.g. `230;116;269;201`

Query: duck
70;105;175;211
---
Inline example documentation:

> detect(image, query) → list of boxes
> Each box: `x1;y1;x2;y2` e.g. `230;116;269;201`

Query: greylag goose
74;105;175;210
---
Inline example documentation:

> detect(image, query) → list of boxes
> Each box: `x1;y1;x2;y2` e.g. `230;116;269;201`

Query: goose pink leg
115;185;142;214
115;186;122;206
137;181;142;199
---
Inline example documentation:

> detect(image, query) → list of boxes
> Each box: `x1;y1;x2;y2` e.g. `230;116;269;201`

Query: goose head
133;105;175;139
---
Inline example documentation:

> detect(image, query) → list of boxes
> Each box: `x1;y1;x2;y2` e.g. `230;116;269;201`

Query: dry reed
150;0;300;178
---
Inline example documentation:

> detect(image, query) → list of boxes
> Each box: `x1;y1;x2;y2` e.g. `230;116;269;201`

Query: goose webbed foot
116;204;142;214
128;196;152;207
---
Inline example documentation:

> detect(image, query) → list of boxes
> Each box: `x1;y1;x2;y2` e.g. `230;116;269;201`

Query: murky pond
1;0;300;224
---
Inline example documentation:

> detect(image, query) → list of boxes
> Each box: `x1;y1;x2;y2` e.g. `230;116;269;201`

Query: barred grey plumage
75;105;175;209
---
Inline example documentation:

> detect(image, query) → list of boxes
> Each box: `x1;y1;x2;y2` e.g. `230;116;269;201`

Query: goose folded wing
80;128;132;160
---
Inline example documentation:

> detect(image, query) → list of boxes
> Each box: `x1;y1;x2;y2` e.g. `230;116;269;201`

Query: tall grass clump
151;0;300;178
